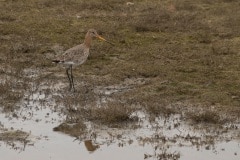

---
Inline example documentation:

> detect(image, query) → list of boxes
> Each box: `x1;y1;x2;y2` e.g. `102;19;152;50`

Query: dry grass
0;130;30;142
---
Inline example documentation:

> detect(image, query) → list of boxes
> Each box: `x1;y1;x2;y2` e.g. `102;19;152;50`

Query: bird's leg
66;67;72;91
70;65;75;92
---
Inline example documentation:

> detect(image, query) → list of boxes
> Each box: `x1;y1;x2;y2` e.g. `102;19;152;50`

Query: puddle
0;79;240;160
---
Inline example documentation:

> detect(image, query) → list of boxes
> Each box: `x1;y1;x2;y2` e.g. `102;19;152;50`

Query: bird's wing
53;44;85;63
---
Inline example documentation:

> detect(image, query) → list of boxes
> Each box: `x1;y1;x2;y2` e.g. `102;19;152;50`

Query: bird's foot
69;86;76;92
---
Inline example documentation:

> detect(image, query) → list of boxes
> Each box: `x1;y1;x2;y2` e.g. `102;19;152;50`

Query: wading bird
52;29;113;92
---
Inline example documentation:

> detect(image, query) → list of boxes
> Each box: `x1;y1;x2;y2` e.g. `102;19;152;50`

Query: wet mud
0;75;239;160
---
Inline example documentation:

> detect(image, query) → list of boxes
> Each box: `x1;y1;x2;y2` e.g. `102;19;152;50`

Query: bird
52;29;113;92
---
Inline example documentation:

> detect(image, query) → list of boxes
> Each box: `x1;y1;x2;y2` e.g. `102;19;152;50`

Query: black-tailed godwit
52;29;113;92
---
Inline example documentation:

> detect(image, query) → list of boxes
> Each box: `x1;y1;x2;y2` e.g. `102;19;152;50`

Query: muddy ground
0;0;240;159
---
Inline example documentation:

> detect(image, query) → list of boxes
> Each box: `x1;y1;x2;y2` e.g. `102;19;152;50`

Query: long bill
97;35;114;46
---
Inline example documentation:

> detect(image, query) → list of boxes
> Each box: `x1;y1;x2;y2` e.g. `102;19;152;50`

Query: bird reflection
84;140;99;152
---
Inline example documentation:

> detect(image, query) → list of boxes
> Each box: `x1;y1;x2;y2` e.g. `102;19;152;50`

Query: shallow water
0;81;240;160
1;109;239;160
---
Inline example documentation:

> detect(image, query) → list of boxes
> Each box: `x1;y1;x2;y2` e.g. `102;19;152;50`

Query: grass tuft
187;110;222;124
89;102;137;126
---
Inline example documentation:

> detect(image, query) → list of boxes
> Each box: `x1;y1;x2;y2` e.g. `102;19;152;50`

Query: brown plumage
53;29;113;91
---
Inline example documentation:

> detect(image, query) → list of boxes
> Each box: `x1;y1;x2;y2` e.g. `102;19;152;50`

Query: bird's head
87;29;114;45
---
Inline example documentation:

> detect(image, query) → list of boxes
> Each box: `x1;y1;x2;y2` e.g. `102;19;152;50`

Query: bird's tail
52;60;61;63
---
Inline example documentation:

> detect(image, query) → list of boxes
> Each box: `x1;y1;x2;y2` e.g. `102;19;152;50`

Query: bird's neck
84;34;92;48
